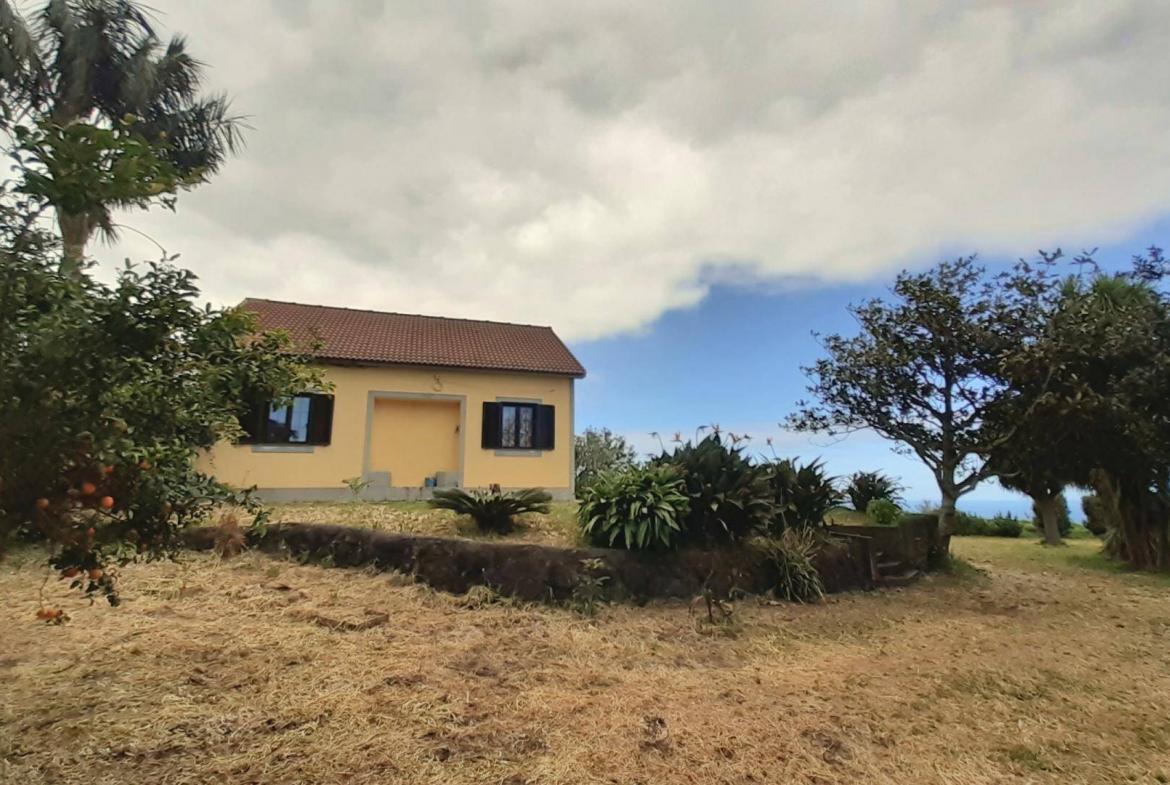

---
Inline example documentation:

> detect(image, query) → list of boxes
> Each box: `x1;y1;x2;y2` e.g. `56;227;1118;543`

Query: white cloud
100;0;1170;340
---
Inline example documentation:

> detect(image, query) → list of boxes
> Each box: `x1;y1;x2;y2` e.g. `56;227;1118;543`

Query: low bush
845;471;904;513
766;457;842;533
429;488;552;534
953;511;990;536
866;498;901;527
989;513;1023;538
752;528;825;603
574;427;637;497
0;247;320;603
577;466;689;550
953;511;1023;537
1081;494;1109;536
652;434;773;545
899;512;938;528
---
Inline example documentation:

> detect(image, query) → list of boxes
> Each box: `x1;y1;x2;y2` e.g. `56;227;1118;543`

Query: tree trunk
937;491;958;538
932;491;957;563
1117;489;1169;571
1094;470;1170;571
57;210;92;277
1091;470;1125;559
1034;494;1063;546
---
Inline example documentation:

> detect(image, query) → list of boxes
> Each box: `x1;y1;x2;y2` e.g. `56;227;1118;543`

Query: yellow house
197;299;585;501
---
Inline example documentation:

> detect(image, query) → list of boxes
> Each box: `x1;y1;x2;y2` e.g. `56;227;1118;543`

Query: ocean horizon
904;495;1085;523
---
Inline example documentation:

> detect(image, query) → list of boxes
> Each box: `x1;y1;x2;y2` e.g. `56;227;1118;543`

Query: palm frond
110;31;159;109
0;0;44;102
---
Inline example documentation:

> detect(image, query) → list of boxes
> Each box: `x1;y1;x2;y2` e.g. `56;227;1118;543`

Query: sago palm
429;488;553;534
0;0;243;273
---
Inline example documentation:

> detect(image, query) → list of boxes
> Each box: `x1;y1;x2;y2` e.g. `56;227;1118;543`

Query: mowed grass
264;500;582;547
2;532;1170;784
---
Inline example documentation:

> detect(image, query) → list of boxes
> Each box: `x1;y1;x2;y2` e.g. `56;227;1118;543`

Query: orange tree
0;197;321;604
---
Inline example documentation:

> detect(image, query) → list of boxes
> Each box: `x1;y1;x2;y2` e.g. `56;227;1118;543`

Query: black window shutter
536;404;555;450
307;394;334;445
238;402;264;443
482;402;502;448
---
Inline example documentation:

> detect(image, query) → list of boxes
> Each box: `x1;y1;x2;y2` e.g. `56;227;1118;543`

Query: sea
904;494;1085;523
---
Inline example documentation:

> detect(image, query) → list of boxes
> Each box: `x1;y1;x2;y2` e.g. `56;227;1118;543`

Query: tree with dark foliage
788;258;1014;538
997;250;1170;567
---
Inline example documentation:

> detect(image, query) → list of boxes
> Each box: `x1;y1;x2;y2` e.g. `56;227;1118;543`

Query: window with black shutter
239;393;334;446
483;402;555;450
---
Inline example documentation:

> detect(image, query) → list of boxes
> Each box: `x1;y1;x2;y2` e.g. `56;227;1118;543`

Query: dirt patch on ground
1;539;1168;784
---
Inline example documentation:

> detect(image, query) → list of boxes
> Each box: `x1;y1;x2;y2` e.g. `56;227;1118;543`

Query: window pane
289;396;311;443
501;405;517;448
518;406;534;448
266;403;290;443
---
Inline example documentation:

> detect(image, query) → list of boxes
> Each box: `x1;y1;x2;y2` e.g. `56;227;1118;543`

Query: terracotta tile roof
239;298;586;378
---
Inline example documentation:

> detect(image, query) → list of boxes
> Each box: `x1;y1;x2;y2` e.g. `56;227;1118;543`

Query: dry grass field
2;534;1169;785
265;500;583;547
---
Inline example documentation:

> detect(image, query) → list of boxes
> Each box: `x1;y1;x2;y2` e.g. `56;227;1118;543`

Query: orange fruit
61;567;80;578
35;498;50;510
99;496;114;511
80;482;96;496
88;568;103;581
138;460;151;470
35;608;51;619
103;465;115;476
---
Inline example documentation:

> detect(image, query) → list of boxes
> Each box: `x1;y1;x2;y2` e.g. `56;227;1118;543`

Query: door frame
361;390;467;488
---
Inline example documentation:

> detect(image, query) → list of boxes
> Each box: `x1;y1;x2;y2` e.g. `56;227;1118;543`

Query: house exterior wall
196;364;575;500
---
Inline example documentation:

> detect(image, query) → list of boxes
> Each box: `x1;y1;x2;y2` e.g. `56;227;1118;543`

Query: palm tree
0;0;243;274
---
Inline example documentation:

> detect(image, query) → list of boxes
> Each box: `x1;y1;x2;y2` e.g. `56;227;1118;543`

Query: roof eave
313;355;586;378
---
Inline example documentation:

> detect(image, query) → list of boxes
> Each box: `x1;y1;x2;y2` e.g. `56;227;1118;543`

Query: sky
90;1;1170;514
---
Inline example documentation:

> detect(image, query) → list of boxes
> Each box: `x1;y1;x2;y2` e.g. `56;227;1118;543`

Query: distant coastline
906;495;1086;523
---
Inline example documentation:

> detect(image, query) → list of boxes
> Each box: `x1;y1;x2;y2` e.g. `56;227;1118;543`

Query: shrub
1031;495;1072;538
578;466;689;550
652;434;773;545
953;511;992;536
989;513;1023;538
1081;494;1110;536
574;428;638;497
429;487;552;534
0;249;319;603
845;471;904;512
766;457;842;533
900;512;939;529
753;528;824;603
952;511;1023;537
866;498;901;527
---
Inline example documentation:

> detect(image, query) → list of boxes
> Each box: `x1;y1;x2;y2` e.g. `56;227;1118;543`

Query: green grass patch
953;536;1170;587
936;553;987;582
